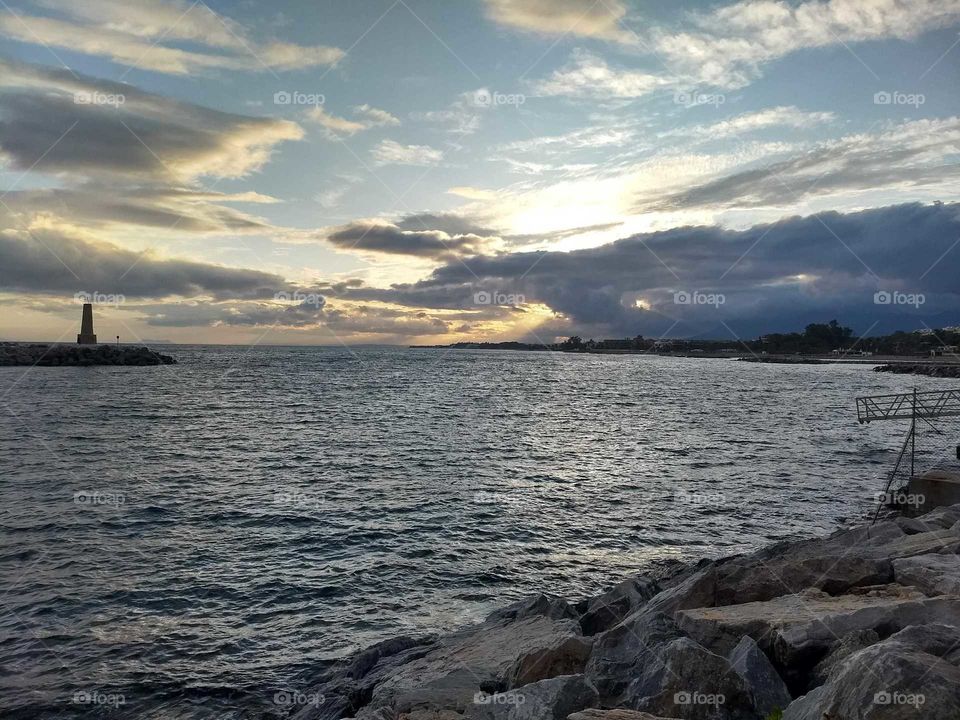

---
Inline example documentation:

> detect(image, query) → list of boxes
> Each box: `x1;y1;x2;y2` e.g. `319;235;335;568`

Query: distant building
77;303;97;344
931;345;958;357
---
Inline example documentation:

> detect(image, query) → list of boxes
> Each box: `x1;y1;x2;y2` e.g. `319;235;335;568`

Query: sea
1;345;956;718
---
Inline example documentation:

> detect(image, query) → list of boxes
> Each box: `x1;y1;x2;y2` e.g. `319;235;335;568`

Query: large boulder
363;605;591;717
783;624;960;719
577;577;660;636
893;553;960;596
622;637;758;720
912;503;960;530
677;586;960;690
810;629;879;686
568;711;677;720
293;597;591;720
464;675;597;720
710;523;903;606
727;635;791;717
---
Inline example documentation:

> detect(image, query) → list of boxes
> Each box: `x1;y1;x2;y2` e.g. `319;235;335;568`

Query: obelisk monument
77;303;97;344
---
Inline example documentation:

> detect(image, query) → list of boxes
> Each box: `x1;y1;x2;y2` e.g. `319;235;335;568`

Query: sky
0;0;959;346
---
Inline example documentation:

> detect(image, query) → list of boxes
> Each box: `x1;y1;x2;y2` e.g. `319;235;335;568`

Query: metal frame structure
856;388;960;523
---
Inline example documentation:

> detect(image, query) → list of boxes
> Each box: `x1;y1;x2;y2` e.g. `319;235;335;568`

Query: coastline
291;506;960;720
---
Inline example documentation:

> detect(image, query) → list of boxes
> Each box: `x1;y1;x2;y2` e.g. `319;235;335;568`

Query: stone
879;529;960;559
782;624;960;720
893;553;960;596
913;503;960;530
487;594;579;624
584;612;685;705
728;635;791;717
895;516;931;535
578;577;660;636
810;629;879;686
710;523;904;606
363;613;591;716
676;585;960;689
623;637;757;720
464;674;597;720
568;711;676;720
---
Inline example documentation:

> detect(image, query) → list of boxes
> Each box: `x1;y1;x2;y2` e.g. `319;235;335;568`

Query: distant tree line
555;321;960;356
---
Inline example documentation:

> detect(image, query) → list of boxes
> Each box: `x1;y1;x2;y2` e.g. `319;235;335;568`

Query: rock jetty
291;505;960;720
874;362;960;378
0;342;175;366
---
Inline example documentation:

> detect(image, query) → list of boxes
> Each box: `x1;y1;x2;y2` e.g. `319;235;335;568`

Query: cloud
0;216;285;299
326;220;496;259
353;202;960;337
0;0;343;75
532;49;664;99
371;139;443;166
640;117;960;212
666;106;836;140
307;104;400;137
0;60;303;181
484;0;634;43
653;0;960;88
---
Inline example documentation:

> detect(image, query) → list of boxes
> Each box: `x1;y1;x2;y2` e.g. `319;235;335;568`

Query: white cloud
372;139;443;167
655;0;960;88
307;105;400;138
484;0;634;43
353;104;401;127
666;106;837;140
532;49;665;99
0;0;343;75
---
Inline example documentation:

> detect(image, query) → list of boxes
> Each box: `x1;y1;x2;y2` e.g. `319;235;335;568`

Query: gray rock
879;529;960;559
895;516;931;535
711;523;904;606
893;553;960;596
578;577;660;636
728;635;791;717
487;594;579;624
464;674;597;720
810;629;879;686
677;585;960;679
914;504;960;530
365;613;591;716
568;711;676;720
584;613;685;704
623;637;757;720
783;624;960;720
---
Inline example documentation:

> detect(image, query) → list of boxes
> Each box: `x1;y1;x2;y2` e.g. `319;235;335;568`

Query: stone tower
77;303;97;344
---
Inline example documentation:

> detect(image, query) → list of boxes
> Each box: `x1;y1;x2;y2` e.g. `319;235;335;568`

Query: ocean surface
2;345;957;718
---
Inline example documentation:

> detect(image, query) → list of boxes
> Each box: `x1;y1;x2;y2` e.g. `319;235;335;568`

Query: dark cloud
0;59;302;181
344;202;960;337
326;220;493;259
395;212;499;237
0;221;284;299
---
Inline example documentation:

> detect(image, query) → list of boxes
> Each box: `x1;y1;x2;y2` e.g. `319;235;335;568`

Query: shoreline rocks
0;342;175;366
292;505;960;720
873;362;960;378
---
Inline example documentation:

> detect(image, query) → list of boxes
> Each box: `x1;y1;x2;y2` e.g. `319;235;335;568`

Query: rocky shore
874;362;960;378
291;505;960;720
0;342;176;366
